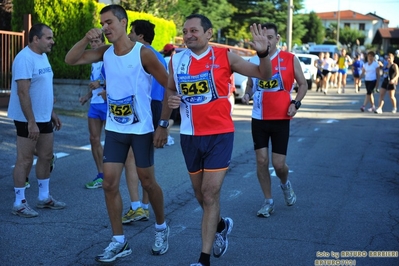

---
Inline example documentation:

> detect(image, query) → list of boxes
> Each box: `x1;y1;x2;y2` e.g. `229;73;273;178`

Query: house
372;28;399;53
316;10;389;45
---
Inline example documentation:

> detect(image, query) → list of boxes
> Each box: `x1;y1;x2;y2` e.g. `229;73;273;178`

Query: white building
316;10;389;45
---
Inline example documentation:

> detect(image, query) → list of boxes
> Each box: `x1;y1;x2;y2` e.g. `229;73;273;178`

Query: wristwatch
291;100;301;109
158;119;169;128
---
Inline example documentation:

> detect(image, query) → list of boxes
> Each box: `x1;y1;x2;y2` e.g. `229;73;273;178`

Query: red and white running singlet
250;50;295;120
171;47;234;136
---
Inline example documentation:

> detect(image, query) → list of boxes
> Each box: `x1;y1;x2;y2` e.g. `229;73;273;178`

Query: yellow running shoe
122;207;147;224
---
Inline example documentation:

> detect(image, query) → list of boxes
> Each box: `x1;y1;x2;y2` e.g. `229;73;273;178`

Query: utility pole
286;0;293;52
336;0;340;45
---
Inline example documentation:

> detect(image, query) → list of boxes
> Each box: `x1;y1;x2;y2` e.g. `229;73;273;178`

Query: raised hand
248;24;270;54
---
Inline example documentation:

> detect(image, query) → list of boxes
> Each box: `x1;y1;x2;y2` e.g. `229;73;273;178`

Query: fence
0;30;25;107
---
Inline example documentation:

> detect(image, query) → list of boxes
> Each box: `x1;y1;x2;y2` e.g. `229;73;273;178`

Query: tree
301;11;324;44
339;26;365;47
0;0;13;30
223;0;307;46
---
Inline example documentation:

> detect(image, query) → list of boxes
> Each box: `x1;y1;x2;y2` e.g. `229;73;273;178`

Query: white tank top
90;61;105;104
103;42;153;134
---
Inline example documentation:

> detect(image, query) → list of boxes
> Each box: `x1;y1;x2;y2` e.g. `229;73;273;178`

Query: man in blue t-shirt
121;19;168;224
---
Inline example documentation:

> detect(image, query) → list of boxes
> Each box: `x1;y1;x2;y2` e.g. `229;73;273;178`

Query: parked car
295;53;319;90
233;56;253;101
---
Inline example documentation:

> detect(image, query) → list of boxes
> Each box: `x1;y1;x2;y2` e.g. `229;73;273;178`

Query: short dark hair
186;14;213;32
28;23;52;43
261;23;278;35
100;4;128;30
367;51;375;57
130;20;155;44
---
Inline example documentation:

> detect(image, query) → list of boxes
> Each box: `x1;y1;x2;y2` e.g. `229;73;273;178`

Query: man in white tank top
65;5;171;263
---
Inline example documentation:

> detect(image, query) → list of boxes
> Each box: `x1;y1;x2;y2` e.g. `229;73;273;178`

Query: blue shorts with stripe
180;132;234;174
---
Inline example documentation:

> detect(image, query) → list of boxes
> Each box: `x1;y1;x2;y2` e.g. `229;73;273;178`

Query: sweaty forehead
183;18;202;30
41;28;53;38
100;11;116;23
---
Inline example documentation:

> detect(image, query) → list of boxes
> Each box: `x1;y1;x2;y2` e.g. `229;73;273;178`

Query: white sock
38;178;50;200
14;187;26;206
131;201;141;211
113;235;125;243
265;198;274;204
141;203;149;209
155;222;167;231
281;180;290;189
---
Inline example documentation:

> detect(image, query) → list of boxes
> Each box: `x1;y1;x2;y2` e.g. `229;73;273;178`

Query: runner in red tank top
242;22;307;219
155;14;273;266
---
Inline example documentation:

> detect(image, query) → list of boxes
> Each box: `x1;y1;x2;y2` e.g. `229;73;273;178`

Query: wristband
257;46;270;58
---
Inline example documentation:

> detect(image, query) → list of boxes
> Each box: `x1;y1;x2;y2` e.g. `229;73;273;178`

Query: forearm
159;88;175;120
258;56;272;81
295;83;307;101
65;37;90;65
18;91;35;123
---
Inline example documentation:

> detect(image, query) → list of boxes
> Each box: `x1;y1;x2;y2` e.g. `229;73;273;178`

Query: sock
281;180;290;189
130;201;141;211
97;173;104;179
217;218;225;233
38;178;50;200
265;198;274;204
14;187;26;206
155;222;167;231
198;252;210;266
141;203;149;210
113;235;125;243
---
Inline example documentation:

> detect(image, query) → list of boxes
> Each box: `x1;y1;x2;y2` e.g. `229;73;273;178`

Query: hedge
12;0;176;79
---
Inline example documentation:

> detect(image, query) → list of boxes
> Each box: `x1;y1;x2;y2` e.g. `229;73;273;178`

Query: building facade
316;10;389;45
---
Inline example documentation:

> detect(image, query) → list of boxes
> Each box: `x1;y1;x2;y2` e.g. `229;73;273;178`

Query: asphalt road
0;82;398;266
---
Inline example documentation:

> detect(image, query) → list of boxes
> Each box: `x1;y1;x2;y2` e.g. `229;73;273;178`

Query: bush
12;0;176;79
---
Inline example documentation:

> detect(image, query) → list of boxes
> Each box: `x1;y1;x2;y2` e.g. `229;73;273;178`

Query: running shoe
50;153;57;173
190;263;204;266
166;135;175;146
374;108;383;114
144;208;150;221
360;106;365;112
281;181;296;206
151;226;170;255
25;177;30;189
122;207;147;224
392;108;397;114
95;237;132;263
36;195;66;209
85;176;103;189
12;200;38;218
213;217;233;258
257;200;275;218
367;107;376;112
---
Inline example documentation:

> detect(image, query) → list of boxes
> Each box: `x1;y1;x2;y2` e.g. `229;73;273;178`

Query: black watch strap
158;119;169;128
291;100;301;109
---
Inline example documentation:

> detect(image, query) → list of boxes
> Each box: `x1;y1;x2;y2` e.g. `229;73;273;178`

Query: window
344;23;350;28
359;23;365;31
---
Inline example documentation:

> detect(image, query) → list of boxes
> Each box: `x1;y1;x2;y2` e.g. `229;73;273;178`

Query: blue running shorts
180;132;234;174
103;130;154;168
88;103;107;121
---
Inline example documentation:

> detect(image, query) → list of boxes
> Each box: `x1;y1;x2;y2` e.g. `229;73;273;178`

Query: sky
301;0;399;28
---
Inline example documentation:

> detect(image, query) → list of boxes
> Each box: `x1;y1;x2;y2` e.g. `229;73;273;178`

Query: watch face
159;120;169;128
